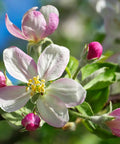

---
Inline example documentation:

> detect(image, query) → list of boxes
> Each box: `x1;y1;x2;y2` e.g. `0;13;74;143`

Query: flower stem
72;46;87;80
65;67;72;78
69;110;114;125
43;37;53;44
27;38;53;62
69;110;91;121
72;64;82;80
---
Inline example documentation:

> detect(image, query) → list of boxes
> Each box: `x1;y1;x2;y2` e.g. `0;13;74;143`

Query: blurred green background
0;0;120;143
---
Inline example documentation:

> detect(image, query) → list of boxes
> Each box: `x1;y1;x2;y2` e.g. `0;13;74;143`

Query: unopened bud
87;41;103;60
62;122;76;131
0;71;6;87
22;113;40;131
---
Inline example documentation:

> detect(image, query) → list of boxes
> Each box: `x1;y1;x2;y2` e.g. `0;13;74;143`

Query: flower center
26;76;45;96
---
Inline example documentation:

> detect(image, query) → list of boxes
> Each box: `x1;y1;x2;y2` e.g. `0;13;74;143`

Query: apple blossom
22;113;40;131
87;41;103;60
106;108;120;137
0;44;86;128
0;71;6;87
5;5;59;42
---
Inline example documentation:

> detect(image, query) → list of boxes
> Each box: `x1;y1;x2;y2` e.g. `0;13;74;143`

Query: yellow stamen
26;87;29;92
26;76;46;96
36;75;39;79
33;76;37;82
31;84;36;91
28;79;33;83
38;87;41;93
41;83;45;87
41;79;45;83
27;83;31;86
41;87;45;93
35;80;40;84
31;91;34;96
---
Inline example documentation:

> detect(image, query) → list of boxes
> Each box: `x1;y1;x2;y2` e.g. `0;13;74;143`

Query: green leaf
81;62;120;80
76;102;114;138
2;101;34;128
84;120;115;139
81;67;106;86
98;51;113;62
81;62;120;90
0;121;14;141
69;102;93;122
83;120;96;133
66;56;79;78
84;70;114;90
92;125;115;139
75;101;94;116
86;87;109;113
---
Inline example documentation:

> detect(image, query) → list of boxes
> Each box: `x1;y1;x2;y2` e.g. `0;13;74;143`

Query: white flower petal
3;47;37;83
36;94;69;127
37;44;70;81
47;78;86;108
0;86;30;112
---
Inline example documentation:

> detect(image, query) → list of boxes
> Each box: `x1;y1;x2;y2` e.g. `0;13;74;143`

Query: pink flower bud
0;71;6;88
22;113;41;131
87;42;103;60
106;108;120;137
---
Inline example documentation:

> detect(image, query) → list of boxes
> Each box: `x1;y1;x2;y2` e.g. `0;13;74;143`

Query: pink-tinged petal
109;108;120;118
22;11;46;42
36;95;69;127
3;47;37;83
40;5;59;23
5;14;27;40
41;13;59;38
0;86;30;112
106;108;120;137
47;78;86;107
0;71;6;87
40;5;59;38
37;44;70;81
106;108;120;129
22;7;38;20
107;119;120;129
110;128;120;137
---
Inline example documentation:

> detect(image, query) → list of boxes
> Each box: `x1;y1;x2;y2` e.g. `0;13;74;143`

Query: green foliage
66;56;79;78
74;102;114;138
86;87;109;113
91;125;115;139
81;62;120;90
0;121;14;141
1;101;34;127
75;102;94;116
